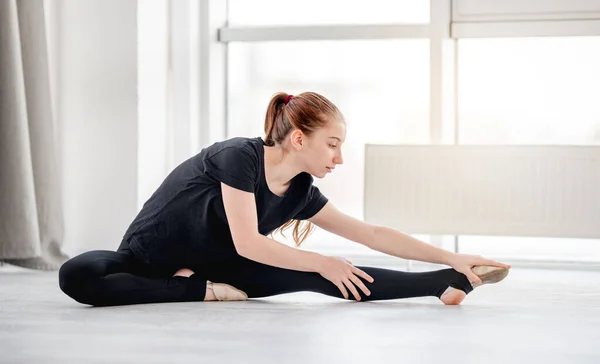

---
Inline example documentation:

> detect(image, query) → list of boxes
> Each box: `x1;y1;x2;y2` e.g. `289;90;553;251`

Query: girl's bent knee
58;258;83;298
58;253;103;305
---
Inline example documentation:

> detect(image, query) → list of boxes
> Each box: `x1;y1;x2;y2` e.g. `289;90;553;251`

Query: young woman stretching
59;92;510;307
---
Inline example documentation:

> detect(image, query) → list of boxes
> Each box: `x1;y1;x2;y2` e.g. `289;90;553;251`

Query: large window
141;1;600;264
227;35;600;261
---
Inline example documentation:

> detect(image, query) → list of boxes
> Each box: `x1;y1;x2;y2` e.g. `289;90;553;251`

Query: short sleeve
202;146;258;192
294;185;329;220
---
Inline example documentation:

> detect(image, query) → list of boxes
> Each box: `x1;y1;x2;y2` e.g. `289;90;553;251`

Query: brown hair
264;91;344;247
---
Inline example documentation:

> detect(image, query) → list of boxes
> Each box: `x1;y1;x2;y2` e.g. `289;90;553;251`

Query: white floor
1;263;600;364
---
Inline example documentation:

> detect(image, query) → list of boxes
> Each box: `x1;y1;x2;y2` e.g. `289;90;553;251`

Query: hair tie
284;95;294;105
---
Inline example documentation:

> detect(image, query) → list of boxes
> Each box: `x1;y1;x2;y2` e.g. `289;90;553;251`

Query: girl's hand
447;254;511;286
317;256;374;301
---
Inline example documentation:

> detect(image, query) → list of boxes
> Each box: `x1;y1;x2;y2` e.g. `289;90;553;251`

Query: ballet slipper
208;281;248;301
471;265;510;288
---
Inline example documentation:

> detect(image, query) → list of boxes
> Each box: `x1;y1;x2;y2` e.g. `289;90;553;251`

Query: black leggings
58;242;474;307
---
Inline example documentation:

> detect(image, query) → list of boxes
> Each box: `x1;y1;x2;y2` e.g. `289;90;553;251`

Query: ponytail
264;92;292;147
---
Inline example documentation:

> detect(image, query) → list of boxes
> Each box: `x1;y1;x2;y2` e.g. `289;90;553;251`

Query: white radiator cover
364;145;600;239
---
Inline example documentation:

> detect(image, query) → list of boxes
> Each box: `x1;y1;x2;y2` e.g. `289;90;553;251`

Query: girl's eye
329;144;337;149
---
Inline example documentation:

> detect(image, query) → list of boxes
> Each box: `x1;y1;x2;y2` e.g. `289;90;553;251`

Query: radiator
364;145;600;239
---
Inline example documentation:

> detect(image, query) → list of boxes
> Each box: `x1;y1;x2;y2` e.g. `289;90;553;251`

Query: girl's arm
309;203;511;285
221;182;325;272
308;202;454;265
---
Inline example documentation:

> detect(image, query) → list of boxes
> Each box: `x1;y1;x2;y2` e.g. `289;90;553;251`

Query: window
184;5;600;264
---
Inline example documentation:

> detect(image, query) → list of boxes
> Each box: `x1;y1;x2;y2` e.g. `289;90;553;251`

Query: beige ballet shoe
208;281;248;301
471;265;510;288
440;265;509;305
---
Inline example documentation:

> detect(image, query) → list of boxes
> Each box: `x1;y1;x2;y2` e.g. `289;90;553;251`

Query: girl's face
302;120;346;178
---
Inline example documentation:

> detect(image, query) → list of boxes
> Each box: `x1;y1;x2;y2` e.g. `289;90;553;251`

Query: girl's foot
440;286;467;305
440;265;510;305
206;281;248;301
173;268;247;301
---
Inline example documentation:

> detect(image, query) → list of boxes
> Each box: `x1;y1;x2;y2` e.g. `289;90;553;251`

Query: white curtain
0;0;67;270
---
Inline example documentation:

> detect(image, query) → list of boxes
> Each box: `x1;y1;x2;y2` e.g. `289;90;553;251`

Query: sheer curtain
0;0;67;270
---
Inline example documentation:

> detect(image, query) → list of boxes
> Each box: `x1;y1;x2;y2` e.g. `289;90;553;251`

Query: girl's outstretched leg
206;258;476;302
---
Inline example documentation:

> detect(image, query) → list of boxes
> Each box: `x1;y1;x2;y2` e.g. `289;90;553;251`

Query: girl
59;92;510;307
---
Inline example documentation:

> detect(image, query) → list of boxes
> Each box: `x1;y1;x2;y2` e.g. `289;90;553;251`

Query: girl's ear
290;129;304;149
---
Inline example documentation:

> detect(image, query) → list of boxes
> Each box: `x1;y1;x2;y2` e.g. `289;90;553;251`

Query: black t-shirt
122;136;328;265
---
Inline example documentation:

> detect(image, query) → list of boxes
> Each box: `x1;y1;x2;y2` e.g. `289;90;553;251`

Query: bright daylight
1;0;599;363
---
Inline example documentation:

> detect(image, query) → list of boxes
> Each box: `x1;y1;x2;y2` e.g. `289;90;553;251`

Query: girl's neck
263;144;302;190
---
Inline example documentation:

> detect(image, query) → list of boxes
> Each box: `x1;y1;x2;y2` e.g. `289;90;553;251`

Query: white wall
48;0;138;253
